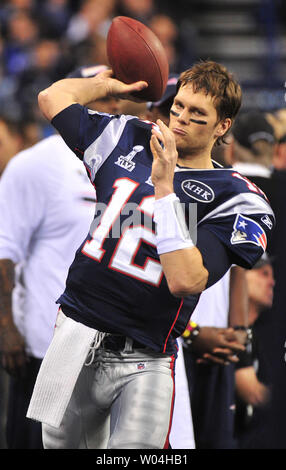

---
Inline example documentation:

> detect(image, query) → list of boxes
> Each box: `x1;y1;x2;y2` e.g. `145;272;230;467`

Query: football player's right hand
101;69;148;102
0;323;28;377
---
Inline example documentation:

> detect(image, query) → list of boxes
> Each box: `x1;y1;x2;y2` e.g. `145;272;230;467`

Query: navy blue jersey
52;104;275;354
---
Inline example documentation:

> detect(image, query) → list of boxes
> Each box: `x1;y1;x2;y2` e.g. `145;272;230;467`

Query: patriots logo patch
231;214;267;251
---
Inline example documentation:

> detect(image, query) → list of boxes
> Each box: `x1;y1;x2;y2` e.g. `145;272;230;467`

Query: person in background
182;264;250;449
265;108;286;170
225;110;286;448
225;110;276;193
0;65;118;449
148;14;179;72
145;74;180;125
116;0;156;24
0;115;26;176
0;113;28;449
235;253;275;448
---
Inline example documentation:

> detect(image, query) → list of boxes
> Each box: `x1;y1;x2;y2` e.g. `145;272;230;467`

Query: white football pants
42;347;175;449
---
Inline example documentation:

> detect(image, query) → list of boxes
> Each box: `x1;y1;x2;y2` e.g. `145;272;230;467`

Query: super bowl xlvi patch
231;214;267;251
115;145;143;172
181;179;214;203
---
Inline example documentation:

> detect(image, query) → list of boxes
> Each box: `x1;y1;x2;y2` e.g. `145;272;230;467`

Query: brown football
107;16;169;102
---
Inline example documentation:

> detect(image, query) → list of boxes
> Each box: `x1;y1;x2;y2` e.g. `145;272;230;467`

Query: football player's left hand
150;119;178;198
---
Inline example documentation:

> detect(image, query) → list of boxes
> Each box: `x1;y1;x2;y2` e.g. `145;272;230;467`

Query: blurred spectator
148;10;198;73
235;253;275;448
0;112;28;449
0;114;26;176
3;10;39;76
265;109;286;170
265;109;286;142
37;0;72;39
183;267;249;450
116;0;156;24
230;110;276;170
224;109;286;448
3;0;35;11
273;134;286;170
76;32;109;69
0;0;37;28
149;13;178;47
65;0;115;45
149;14;179;72
64;0;116;71
0;115;41;166
224;110;276;199
115;0;198;72
22;118;42;148
145;74;179;124
14;38;62;122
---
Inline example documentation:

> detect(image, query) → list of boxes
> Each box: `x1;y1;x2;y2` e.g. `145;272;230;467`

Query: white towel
169;337;196;449
27;310;97;428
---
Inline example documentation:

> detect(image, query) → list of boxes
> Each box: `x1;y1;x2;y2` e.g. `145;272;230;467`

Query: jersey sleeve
196;226;233;288
0;154;46;263
197;192;275;269
51;104;137;183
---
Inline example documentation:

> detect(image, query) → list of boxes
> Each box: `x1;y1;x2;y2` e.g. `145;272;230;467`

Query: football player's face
169;84;230;158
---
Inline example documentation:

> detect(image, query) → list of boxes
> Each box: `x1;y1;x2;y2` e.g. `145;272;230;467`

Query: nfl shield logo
137;362;146;370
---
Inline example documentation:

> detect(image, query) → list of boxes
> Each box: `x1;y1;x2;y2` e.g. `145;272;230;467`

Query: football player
28;61;274;449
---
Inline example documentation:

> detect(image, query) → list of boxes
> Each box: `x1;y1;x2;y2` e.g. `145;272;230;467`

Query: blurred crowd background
1;0;286;142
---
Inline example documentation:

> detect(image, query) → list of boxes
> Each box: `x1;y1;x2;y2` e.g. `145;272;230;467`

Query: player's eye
174;101;183;110
191;109;206;116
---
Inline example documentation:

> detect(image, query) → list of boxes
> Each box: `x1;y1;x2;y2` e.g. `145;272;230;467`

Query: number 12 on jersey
82;178;163;286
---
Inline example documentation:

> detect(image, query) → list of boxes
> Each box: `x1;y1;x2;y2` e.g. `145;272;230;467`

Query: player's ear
215;118;232;138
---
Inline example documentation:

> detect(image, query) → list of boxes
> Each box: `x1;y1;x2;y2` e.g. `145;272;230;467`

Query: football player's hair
177;60;242;145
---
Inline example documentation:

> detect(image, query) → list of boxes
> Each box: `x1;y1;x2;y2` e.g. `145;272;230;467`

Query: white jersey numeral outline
82;178;163;286
232;172;266;197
